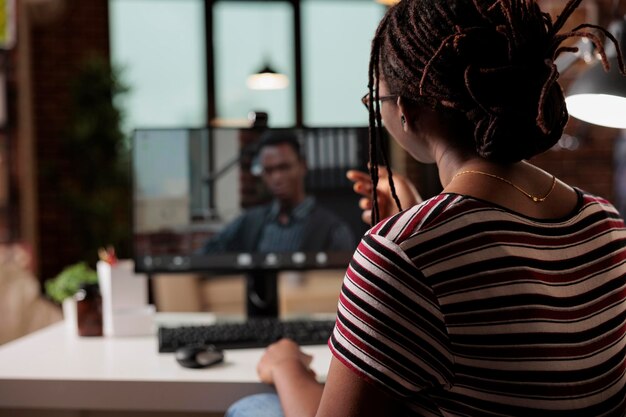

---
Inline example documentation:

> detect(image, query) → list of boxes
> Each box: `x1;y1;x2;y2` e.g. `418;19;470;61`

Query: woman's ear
397;96;417;133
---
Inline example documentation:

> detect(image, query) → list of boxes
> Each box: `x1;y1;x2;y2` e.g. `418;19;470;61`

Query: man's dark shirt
197;197;356;254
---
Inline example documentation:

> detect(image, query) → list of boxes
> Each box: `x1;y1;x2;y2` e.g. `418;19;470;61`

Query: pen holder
97;260;155;337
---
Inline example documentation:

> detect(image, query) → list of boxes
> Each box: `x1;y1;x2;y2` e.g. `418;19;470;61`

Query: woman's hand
257;339;316;385
256;339;324;417
347;168;422;224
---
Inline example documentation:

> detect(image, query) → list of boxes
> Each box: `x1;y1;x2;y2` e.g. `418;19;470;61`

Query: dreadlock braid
367;12;397;225
368;26;381;225
366;0;625;219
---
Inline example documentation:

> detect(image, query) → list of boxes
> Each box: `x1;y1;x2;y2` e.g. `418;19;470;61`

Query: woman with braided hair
225;1;626;416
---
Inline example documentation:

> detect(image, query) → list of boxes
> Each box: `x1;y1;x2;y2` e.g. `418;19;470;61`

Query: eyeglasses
361;92;397;110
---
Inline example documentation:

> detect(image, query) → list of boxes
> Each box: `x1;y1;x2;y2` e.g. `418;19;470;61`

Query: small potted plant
45;262;98;331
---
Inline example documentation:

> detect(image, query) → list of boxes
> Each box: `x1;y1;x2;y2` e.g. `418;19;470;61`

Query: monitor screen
132;126;370;274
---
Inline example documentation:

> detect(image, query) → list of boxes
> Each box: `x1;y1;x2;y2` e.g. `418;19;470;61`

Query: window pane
302;1;385;126
109;0;207;132
213;1;294;127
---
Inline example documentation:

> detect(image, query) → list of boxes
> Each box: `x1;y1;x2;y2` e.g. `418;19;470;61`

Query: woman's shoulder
367;193;472;242
365;188;610;246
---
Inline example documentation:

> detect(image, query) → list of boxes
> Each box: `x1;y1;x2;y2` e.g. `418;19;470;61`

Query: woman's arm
257;339;399;417
257;339;322;417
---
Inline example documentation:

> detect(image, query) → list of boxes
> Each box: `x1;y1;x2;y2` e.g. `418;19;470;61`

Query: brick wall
533;120;618;202
30;0;110;282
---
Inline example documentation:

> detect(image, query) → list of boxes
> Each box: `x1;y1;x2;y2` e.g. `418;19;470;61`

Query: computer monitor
132;126;370;318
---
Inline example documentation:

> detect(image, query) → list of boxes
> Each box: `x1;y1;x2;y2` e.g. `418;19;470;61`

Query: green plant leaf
44;262;98;304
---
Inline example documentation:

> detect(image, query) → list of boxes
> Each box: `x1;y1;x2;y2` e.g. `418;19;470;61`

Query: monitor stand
245;270;279;319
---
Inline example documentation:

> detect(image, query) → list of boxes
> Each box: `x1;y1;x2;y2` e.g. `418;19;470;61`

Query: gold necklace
452;170;557;203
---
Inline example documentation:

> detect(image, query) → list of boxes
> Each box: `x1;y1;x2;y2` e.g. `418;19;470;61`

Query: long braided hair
366;0;625;225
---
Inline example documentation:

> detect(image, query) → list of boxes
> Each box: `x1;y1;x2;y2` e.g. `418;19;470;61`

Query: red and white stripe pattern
329;190;626;416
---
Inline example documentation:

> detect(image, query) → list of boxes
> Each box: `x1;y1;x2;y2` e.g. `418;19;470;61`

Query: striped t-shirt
329;190;626;416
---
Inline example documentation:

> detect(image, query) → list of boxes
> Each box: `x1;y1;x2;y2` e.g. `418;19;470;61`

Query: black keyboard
158;318;336;352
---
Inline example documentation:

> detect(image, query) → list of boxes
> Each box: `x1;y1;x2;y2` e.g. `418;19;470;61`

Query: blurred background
0;0;625;311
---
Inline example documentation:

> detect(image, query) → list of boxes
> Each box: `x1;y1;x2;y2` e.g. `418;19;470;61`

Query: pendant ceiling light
565;17;626;128
246;63;289;90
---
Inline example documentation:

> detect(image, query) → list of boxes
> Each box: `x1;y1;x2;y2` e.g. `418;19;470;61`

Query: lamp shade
246;64;289;90
565;57;626;128
565;19;626;129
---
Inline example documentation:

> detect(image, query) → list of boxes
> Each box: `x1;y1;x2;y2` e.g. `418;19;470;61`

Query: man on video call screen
196;131;357;254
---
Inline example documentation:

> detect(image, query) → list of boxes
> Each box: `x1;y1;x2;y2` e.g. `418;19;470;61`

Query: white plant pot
62;297;77;335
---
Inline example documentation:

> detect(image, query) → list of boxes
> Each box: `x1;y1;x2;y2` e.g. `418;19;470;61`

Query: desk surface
0;316;333;413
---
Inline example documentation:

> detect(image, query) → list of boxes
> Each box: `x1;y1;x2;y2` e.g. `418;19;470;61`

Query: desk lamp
565;16;626;128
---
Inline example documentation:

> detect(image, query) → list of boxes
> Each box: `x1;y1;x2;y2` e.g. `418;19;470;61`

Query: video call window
132;127;369;272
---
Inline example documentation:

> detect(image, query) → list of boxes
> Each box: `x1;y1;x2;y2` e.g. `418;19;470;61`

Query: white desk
0;317;332;416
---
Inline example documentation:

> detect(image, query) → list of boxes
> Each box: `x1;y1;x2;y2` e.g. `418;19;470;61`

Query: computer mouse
175;345;224;369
